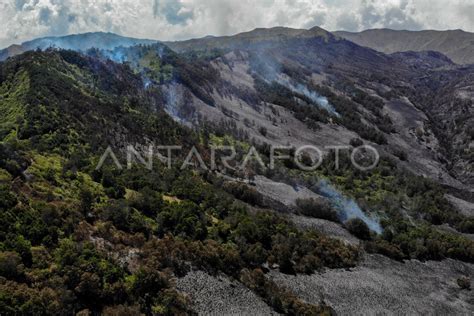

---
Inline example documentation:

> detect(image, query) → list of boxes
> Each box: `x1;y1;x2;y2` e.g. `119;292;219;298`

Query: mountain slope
159;27;472;189
0;48;363;315
1;27;474;314
335;29;474;65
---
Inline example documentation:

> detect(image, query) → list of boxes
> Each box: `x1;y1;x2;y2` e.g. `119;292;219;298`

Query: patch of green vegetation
209;133;251;151
0;70;28;140
138;50;174;82
0;150;360;314
316;153;474;261
0;169;11;183
182;48;227;62
241;268;335;315
265;147;474;263
316;84;391;144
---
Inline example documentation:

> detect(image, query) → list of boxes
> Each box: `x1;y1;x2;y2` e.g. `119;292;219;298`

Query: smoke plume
317;179;382;234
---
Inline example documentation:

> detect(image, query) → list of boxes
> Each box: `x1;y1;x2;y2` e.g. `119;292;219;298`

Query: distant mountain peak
165;26;334;53
335;28;474;64
237;25;332;39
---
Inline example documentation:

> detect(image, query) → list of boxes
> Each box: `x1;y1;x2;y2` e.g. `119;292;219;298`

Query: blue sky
1;0;473;48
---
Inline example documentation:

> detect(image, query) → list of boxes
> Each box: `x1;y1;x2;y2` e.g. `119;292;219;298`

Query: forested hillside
0;27;473;314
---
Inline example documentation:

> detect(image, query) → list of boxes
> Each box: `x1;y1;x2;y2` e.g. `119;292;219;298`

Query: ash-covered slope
85;25;473;227
335;28;474;65
159;27;473;190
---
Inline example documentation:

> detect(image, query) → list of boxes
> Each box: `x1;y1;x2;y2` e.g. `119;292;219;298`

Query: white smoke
317;179;382;234
277;78;340;117
164;83;185;123
253;53;340;116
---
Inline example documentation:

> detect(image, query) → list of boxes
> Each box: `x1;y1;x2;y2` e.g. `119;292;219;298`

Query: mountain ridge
164;26;334;53
3;26;473;63
0;32;158;61
335;28;474;64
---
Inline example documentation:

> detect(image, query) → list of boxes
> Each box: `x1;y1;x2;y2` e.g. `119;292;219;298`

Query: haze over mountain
0;32;157;61
4;27;474;65
0;27;332;61
335;29;474;65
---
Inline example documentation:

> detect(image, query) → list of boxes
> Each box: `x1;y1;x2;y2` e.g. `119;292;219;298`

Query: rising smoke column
164;83;185;123
252;51;340;116
102;47;128;63
317;179;382;234
277;78;340;117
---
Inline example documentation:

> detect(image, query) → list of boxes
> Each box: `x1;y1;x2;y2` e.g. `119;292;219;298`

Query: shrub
345;218;372;240
0;280;65;315
240;268;335;315
157;201;207;240
131;268;171;298
0;185;17;210
364;239;405;261
469;126;474;140
389;224;474;262
350;138;363;147
393;149;408;161
102;305;142;316
457;219;474;234
0;251;23;279
295;198;339;222
457;276;471;290
105;184;126;199
297;152;314;168
3;235;32;267
100;201;149;234
129;187;164;218
222;181;263;206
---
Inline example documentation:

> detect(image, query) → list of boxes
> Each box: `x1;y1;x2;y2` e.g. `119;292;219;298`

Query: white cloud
0;0;473;48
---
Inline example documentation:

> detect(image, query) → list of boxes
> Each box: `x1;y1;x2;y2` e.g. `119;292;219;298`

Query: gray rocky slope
175;253;473;315
166;27;473;191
